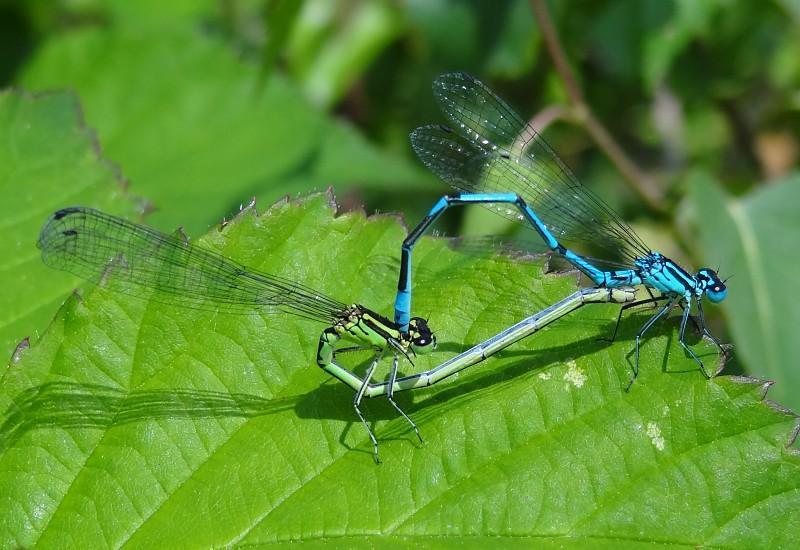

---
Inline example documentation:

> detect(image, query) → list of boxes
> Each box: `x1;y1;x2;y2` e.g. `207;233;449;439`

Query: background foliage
2;0;796;410
0;0;798;546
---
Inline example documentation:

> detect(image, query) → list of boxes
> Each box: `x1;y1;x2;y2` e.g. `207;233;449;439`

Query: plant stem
529;0;666;213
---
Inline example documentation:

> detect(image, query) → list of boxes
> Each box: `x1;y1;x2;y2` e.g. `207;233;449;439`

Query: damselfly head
697;268;728;303
408;317;437;354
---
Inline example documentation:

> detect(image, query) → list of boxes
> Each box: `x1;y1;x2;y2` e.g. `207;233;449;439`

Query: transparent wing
447;235;550;258
445;235;633;271
413;72;651;264
38;207;347;322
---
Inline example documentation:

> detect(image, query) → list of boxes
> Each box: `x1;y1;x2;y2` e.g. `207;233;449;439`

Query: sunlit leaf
1;193;797;547
0;90;136;361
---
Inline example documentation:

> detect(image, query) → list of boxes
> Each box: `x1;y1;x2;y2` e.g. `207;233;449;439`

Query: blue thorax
634;253;727;302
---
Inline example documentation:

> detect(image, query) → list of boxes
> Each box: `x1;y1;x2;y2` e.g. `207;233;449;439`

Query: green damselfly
38;206;436;461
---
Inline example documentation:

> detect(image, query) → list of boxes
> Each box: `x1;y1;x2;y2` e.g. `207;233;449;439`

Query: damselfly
395;73;728;387
39;207;633;461
38;207;436;462
374;286;634;392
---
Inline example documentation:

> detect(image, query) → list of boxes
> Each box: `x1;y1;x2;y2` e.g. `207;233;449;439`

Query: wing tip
52;206;86;221
432;72;480;99
434;72;476;87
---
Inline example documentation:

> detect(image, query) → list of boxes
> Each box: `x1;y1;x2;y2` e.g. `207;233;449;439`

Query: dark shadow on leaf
294;310;722;435
289;326;624;454
0;382;296;453
1;310;722;459
296;321;619;425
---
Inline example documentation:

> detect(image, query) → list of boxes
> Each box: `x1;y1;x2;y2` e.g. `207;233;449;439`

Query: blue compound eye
706;285;728;303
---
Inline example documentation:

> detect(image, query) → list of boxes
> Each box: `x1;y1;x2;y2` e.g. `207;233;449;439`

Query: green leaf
18;26;429;235
405;0;480;68
688;172;800;412
0;90;136;363
405;0;538;76
642;0;722;89
261;0;306;80
101;0;218;28
289;0;403;108
2;193;798;547
482;0;540;79
274;120;435;194
586;0;663;84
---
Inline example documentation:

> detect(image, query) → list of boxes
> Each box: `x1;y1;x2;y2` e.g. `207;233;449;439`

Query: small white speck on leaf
537;372;551;380
646;422;665;451
562;360;586;389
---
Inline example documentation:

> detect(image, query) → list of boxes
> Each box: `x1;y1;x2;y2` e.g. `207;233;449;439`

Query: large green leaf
0;90;136;363
1;193;797;547
689;172;800;411
18;26;429;235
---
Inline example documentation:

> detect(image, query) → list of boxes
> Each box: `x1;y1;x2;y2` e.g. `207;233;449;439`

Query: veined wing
38;207;348;322
413;72;651;264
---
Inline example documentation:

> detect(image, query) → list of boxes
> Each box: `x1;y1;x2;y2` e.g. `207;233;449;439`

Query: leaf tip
69;287;84;302
227;197;259;227
324;186;339;213
367;209;406;227
10;337;30;365
171;226;189;245
137;198;157;221
728;375;773;400
763;397;799;417
727;375;800;447
238;196;258;216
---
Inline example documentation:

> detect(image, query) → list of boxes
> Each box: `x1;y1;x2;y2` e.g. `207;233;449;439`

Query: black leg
696;301;726;354
601;295;669;344
627;297;677;391
677;302;703;335
676;297;710;378
694;300;729;375
354;353;382;463
386;354;423;445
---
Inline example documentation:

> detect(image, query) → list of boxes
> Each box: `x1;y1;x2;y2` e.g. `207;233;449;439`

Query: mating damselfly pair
38;73;727;462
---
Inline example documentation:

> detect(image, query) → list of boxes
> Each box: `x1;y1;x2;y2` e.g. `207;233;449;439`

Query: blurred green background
1;0;798;408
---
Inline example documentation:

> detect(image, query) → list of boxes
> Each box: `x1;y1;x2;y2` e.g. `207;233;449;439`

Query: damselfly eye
706;284;728;303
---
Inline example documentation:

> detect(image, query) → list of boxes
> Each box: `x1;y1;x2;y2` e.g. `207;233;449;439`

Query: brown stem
529;0;665;212
529;0;583;105
527;104;569;133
